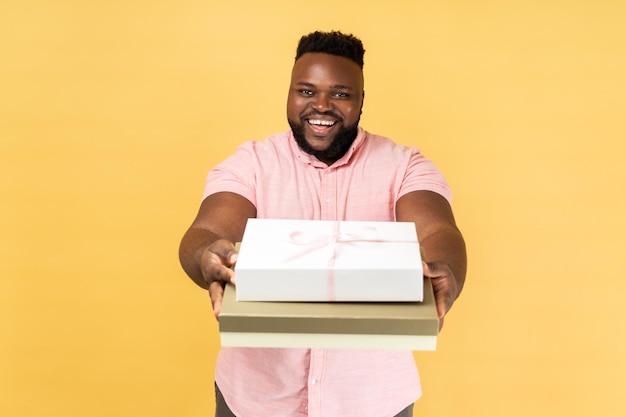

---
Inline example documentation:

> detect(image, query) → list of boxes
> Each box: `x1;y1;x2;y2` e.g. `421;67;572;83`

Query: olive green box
218;278;439;351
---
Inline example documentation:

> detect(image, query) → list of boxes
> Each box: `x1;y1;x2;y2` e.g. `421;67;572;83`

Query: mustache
302;110;342;121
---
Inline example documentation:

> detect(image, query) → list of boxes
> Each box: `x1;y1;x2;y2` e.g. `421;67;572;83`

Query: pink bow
283;223;386;301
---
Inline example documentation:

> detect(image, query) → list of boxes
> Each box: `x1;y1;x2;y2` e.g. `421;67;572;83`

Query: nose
312;93;332;113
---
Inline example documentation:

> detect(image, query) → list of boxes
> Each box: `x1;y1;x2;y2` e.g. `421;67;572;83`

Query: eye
299;89;314;96
332;92;349;99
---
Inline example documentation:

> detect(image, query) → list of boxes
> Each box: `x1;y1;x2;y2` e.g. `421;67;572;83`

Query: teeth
308;119;336;126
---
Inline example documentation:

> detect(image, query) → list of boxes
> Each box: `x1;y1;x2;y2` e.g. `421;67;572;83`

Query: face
287;53;364;164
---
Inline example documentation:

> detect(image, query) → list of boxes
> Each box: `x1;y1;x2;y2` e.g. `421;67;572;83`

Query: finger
209;281;225;318
433;287;448;332
213;240;239;267
214;262;236;284
227;250;238;267
423;261;448;279
422;261;432;277
213;298;223;319
435;292;448;319
430;277;453;317
422;261;443;280
201;251;236;285
226;252;238;284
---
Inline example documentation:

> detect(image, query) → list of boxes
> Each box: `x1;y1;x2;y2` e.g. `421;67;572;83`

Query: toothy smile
307;119;337;127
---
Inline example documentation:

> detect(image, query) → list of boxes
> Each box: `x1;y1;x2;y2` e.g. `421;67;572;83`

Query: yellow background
2;1;624;416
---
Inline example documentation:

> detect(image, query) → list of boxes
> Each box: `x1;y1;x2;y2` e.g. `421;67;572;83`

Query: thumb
422;261;436;278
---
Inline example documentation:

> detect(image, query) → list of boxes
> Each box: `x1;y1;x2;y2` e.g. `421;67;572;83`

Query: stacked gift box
218;219;439;350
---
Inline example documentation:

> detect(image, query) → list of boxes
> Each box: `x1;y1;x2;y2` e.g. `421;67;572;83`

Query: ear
360;90;365;114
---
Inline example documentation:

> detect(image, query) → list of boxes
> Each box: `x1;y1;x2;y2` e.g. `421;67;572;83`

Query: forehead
291;53;364;90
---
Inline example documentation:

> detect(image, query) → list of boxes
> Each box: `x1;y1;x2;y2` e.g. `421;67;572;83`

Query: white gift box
234;219;424;302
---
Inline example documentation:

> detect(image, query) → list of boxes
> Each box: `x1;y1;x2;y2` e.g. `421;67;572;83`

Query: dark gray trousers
215;383;414;417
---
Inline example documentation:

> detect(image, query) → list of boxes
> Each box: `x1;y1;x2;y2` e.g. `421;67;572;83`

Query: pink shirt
204;128;451;417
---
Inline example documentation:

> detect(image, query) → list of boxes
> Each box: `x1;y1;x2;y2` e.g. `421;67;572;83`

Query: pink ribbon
283;223;406;301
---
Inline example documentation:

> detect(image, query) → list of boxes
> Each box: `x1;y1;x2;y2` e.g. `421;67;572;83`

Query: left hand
423;261;460;331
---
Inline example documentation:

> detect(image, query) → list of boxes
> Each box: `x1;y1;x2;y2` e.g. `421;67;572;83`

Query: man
179;31;466;417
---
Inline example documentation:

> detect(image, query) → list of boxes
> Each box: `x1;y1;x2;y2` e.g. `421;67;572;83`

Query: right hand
199;239;238;318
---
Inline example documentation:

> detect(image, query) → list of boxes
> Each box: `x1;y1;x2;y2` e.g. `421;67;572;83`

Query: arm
179;191;257;317
396;190;467;329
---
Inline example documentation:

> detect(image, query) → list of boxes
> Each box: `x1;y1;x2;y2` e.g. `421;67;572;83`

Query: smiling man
179;31;467;417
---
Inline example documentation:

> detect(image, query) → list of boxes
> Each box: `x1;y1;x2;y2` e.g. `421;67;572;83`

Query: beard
288;116;360;164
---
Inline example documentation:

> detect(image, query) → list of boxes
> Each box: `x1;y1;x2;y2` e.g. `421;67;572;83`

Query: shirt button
311;379;317;384
325;198;330;203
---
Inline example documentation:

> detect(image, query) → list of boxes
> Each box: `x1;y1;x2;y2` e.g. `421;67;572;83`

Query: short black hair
295;31;365;69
